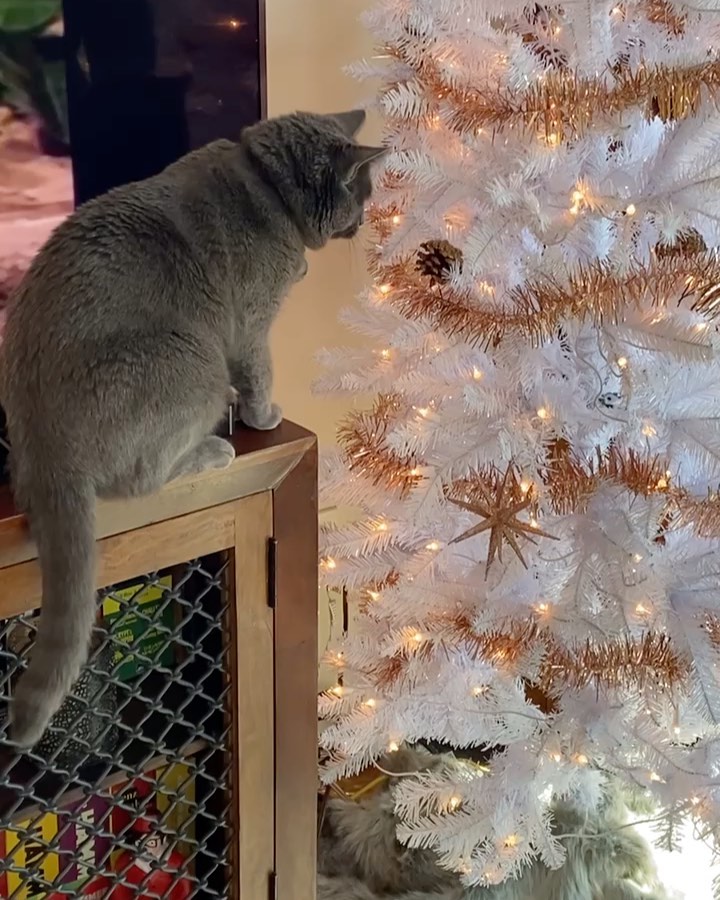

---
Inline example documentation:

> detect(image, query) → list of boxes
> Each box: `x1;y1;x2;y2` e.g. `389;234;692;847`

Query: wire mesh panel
0;554;232;899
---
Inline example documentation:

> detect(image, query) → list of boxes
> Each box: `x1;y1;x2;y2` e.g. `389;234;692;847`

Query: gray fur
319;748;669;900
0;109;384;747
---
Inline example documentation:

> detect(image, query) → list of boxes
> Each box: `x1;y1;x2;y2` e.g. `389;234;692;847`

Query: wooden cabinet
0;421;317;900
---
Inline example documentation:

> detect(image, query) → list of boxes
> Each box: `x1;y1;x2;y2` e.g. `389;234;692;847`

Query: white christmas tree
318;0;720;889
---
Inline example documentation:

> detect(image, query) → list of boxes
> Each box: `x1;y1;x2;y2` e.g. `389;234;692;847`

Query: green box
102;575;174;681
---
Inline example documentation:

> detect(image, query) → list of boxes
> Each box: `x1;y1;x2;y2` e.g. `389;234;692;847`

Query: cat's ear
337;145;388;182
331;109;367;138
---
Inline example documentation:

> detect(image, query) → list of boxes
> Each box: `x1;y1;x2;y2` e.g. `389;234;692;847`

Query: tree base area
320;747;684;900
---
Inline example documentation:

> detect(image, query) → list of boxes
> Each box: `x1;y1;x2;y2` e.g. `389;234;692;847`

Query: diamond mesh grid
0;554;233;898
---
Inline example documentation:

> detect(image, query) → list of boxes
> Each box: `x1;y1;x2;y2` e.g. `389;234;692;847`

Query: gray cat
0;109;385;748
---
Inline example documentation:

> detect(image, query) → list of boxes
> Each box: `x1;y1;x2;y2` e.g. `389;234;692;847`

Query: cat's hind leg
168;435;235;480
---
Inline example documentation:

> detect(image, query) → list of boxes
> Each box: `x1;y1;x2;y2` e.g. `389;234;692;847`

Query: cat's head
242;110;386;249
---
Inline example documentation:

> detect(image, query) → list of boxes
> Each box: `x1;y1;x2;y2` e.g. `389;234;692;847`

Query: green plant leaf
0;0;61;33
0;46;33;111
0;40;67;142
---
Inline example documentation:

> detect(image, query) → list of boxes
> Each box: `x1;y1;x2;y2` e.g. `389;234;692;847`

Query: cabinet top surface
0;419;316;533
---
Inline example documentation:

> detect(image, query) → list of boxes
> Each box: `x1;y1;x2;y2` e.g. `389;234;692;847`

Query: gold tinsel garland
338;398;720;539
367;613;691;695
337;393;420;495
385;44;720;136
366;248;720;350
545;441;671;515
643;0;687;36
511;253;720;345
704;613;720;647
367;253;523;350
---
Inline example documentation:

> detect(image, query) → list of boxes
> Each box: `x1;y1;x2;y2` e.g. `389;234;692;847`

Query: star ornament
449;464;558;577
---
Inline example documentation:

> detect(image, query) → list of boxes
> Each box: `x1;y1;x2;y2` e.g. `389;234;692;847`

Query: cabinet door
0;492;273;900
230;490;275;900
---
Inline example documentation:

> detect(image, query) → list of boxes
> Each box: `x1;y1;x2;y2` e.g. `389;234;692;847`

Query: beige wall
266;0;377;448
266;0;375;687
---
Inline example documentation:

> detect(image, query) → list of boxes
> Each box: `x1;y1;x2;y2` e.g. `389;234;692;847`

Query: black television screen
63;0;266;203
0;0;265;318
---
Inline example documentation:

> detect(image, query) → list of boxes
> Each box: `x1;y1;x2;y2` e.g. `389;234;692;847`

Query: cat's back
3;159;224;380
11;177;188;318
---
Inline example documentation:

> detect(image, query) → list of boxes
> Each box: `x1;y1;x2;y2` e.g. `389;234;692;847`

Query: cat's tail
10;472;97;748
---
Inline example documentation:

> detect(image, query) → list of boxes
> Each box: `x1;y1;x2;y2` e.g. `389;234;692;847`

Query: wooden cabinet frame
0;421;318;900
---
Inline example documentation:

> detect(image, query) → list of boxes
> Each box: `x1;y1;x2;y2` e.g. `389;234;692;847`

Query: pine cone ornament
655;229;707;258
416;240;463;285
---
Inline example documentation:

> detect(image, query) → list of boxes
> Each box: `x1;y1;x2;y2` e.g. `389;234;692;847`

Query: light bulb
656;477;668;490
529;517;539;529
642;423;657;437
228;18;241;28
330;685;344;697
649;771;663;782
575;753;589;766
625;203;637;216
633;553;643;562
412;632;425;643
550;752;563;762
388;741;400;752
379;283;392;295
381;348;391;359
520;479;531;494
546;133;559;146
417;407;431;418
503;834;521;848
472;685;488;696
426;541;441;551
635;602;651;616
367;590;380;601
409;467;421;477
392;214;402;225
449;796;461;810
617;356;628;369
537;407;549;420
472;367;483;381
572;189;584;203
535;602;549;614
322;556;337;570
365;698;377;708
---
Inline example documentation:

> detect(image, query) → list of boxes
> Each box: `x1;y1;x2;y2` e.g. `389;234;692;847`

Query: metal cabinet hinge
267;538;278;609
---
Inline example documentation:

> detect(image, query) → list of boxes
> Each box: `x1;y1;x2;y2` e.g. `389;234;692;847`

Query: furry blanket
318;749;668;900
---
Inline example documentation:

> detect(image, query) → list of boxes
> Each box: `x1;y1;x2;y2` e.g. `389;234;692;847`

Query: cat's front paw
239;402;283;431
